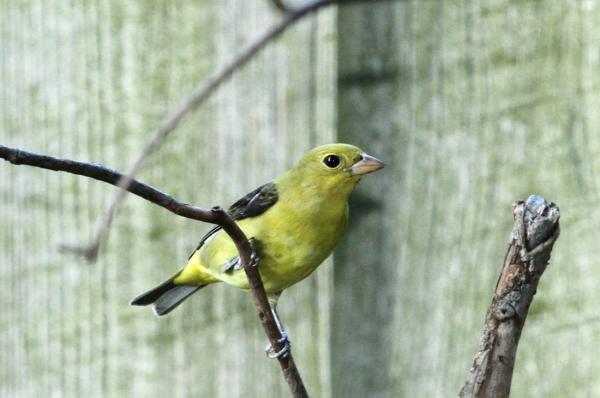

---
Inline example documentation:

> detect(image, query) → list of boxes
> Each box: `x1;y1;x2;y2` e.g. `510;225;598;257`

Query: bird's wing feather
227;181;279;220
188;182;278;258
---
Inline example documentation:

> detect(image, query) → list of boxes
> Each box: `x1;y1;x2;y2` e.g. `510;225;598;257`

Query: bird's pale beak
347;154;385;176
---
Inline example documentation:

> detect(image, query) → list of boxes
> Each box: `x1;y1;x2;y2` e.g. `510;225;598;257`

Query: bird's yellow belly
257;232;335;293
180;202;347;293
252;203;346;293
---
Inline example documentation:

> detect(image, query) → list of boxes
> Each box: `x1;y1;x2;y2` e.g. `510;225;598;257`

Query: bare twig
81;0;338;261
0;144;308;397
459;195;560;398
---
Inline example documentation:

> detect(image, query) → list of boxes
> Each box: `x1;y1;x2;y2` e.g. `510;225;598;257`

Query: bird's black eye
323;154;340;168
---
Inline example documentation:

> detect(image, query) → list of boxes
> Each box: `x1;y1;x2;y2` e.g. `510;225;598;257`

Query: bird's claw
249;251;259;267
265;332;291;359
249;238;260;268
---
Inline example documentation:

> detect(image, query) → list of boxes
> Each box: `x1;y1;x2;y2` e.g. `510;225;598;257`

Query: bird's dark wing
227;181;279;220
188;182;278;259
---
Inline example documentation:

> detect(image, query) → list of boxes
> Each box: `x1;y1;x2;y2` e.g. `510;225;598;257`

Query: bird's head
284;143;385;197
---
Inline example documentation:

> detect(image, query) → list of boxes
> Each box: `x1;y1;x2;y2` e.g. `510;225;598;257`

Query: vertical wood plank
1;1;335;397
334;1;600;397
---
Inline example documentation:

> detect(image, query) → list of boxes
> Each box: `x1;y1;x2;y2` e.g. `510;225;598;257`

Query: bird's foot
221;238;260;273
265;331;291;359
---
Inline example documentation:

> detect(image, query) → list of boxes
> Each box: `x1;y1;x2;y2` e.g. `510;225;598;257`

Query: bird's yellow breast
252;196;348;292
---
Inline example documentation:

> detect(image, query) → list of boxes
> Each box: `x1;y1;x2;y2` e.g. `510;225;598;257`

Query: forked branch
0;145;308;398
459;195;560;398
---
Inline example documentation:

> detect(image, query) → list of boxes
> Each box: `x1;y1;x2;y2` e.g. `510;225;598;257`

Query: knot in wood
494;293;519;321
494;302;516;320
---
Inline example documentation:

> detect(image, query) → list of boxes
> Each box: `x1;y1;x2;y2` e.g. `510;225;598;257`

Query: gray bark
459;196;560;398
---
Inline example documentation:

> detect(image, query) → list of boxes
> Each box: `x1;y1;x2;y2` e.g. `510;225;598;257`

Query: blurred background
1;1;600;397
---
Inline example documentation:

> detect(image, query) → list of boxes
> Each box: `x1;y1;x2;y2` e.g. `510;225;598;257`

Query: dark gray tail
130;274;205;316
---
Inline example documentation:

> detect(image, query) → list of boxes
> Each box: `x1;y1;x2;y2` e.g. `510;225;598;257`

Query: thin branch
0;144;308;397
272;0;294;14
459;195;560;398
80;0;337;261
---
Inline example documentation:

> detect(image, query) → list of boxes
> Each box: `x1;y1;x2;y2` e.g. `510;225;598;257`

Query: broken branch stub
459;195;560;398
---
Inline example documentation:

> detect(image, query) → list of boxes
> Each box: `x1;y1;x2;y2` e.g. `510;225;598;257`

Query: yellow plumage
131;143;384;315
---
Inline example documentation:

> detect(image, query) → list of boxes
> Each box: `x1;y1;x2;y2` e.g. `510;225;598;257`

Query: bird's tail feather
130;272;206;316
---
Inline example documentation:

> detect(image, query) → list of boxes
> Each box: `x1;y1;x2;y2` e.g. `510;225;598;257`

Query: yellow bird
131;143;384;354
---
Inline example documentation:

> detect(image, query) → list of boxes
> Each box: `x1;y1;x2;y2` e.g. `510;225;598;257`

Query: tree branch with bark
459;195;560;398
0;144;308;398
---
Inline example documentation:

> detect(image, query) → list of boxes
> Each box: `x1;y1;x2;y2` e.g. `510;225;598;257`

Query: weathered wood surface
3;1;600;398
0;2;335;397
335;1;600;398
